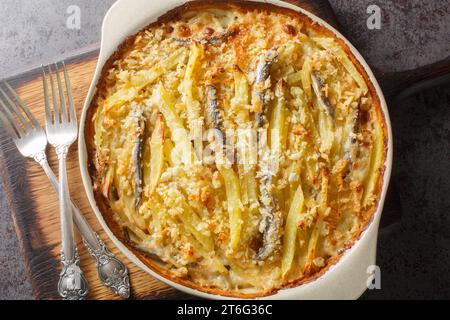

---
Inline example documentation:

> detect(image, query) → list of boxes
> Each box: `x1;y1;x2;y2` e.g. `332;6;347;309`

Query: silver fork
42;62;88;300
0;72;130;299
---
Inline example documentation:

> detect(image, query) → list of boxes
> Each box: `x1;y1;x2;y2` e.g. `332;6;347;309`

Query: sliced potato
148;114;165;195
218;165;243;250
281;182;305;277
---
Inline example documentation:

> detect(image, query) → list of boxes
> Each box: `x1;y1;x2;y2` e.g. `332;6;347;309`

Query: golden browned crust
84;0;388;298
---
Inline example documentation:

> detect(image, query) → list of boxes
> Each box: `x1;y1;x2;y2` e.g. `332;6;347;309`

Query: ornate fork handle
35;151;130;298
55;145;89;300
58;249;88;300
83;235;130;298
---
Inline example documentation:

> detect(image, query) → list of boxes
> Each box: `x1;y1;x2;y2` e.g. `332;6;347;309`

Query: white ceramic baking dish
78;0;393;299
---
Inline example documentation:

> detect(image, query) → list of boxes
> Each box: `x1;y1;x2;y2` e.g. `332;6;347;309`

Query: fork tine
0;97;22;139
0;108;20;139
62;61;77;124
3;80;41;129
0;86;32;131
41;66;53;127
47;64;59;124
54;62;67;123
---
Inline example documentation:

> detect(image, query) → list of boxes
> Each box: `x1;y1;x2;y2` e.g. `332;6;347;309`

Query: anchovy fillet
206;85;226;144
347;102;360;160
207;28;239;46
252;48;282;260
173;28;239;47
344;102;360;179
131;110;146;209
206;84;231;165
206;85;225;132
311;70;335;121
256;172;283;260
254;49;278;127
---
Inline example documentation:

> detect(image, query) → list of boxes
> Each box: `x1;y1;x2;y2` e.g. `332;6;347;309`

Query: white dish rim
78;0;393;300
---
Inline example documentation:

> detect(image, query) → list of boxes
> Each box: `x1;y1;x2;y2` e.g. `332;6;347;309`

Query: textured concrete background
0;0;115;76
0;0;449;299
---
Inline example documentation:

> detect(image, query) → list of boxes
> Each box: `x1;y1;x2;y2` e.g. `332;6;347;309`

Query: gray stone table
0;0;449;299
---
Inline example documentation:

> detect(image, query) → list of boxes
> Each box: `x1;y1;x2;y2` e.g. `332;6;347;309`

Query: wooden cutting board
0;0;448;300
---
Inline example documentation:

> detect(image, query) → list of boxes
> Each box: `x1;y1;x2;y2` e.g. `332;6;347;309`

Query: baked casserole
85;0;388;297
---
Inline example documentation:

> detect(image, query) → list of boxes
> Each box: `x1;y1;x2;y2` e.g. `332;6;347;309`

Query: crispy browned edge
84;0;389;299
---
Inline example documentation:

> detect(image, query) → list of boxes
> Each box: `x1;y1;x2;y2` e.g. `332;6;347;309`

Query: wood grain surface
0;0;447;300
